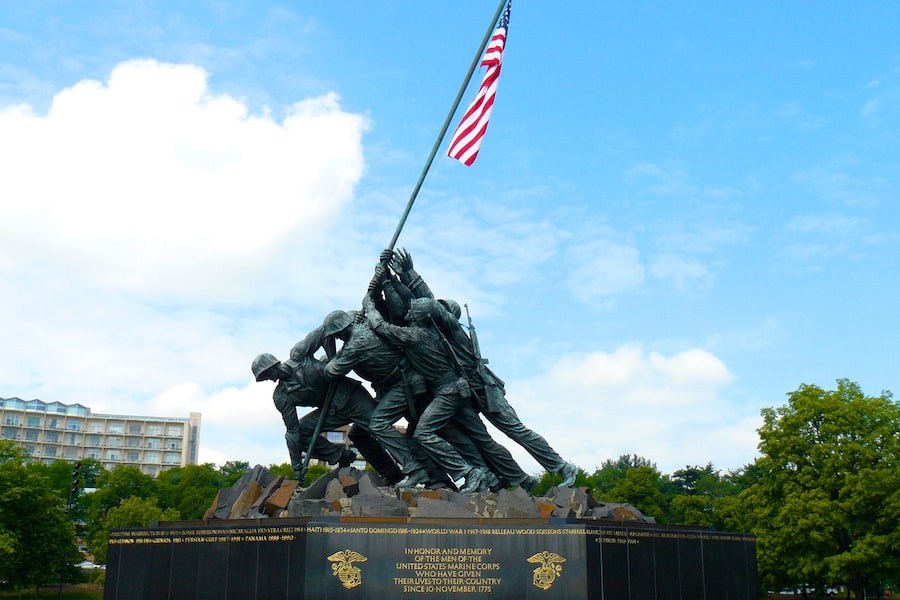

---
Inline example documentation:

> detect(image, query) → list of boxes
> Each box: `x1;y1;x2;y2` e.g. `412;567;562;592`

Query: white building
1;396;201;477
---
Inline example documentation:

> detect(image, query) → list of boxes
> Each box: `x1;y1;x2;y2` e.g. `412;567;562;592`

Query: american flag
447;1;511;166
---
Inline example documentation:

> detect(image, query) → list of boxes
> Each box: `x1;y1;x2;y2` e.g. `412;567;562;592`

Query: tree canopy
743;379;900;597
91;496;180;565
0;440;77;589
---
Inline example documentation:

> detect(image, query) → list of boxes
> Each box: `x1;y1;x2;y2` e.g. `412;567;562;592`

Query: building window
88;423;104;433
65;433;80;445
147;425;162;436
126;451;139;462
5;398;25;410
107;436;122;447
24;445;35;455
164;452;180;464
166;426;182;437
25;400;44;411
64;448;78;458
106;451;119;461
167;442;181;450
126;437;141;448
68;421;82;431
2;427;17;439
5;415;20;426
108;423;123;434
45;447;57;457
45;431;59;443
146;438;161;449
25;430;39;441
145;451;160;463
88;434;101;445
86;449;101;459
326;431;344;443
26;416;41;427
128;424;142;434
145;466;157;476
47;418;60;429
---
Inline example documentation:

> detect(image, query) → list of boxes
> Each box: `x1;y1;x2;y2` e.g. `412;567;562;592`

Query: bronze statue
363;294;530;494
387;248;577;488
254;246;575;493
251;352;403;484
291;313;438;488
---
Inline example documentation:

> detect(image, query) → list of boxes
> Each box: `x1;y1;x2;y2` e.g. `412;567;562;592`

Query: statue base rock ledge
203;464;652;521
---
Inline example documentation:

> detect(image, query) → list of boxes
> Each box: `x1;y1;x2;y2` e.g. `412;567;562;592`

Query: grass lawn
0;583;103;599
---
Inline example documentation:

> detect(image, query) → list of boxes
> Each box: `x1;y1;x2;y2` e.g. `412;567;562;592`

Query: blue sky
2;2;898;477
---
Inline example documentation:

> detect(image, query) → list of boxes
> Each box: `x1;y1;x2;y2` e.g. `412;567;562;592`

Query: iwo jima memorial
104;2;759;598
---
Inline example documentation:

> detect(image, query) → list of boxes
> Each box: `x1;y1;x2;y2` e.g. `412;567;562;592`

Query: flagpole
386;0;508;250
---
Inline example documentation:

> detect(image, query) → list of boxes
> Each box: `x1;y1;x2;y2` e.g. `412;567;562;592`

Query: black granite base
104;517;758;599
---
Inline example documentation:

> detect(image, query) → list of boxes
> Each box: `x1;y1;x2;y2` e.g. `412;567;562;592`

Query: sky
2;2;898;479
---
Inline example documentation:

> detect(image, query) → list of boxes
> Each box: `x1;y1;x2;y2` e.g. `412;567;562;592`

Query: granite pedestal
104;517;757;599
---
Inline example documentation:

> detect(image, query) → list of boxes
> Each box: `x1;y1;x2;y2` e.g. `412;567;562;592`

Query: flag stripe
447;1;511;167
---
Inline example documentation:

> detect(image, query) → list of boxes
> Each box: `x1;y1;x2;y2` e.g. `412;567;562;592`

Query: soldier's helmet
323;310;353;336
251;353;280;381
438;299;462;319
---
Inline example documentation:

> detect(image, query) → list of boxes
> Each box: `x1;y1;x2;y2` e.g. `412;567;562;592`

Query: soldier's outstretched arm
290;324;327;362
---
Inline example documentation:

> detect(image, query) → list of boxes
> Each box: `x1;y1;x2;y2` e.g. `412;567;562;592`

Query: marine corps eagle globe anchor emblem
527;550;566;590
327;549;368;589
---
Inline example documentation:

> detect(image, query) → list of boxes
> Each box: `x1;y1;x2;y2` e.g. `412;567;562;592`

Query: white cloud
565;240;645;303
647;253;712;292
0;60;371;462
0;59;368;298
500;345;756;475
147;380;292;468
624;161;697;197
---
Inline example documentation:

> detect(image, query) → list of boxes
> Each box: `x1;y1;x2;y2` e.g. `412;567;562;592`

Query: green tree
303;464;329;487
707;465;760;533
743;379;900;598
666;463;751;528
219;460;250;486
531;465;587;497
586;454;658;496
89;465;157;515
268;462;295;478
91;496;180;565
156;464;223;519
264;462;329;486
26;459;74;500
669;494;715;527
78;457;105;488
670;463;720;496
85;465;157;560
0;440;77;591
602;465;670;522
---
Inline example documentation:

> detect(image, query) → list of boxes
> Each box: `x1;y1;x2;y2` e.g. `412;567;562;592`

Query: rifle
429;315;485;411
464;303;492;377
